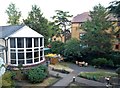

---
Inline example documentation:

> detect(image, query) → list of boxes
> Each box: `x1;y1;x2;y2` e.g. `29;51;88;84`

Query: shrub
116;67;120;76
64;38;82;62
92;58;108;67
11;71;16;80
27;65;48;83
108;51;120;67
38;65;48;72
2;71;15;88
107;59;114;67
116;67;120;84
92;58;115;68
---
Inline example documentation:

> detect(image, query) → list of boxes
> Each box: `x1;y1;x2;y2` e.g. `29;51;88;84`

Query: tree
81;4;113;54
64;38;81;62
108;1;120;43
23;5;49;45
47;22;60;43
50;41;64;55
6;3;21;25
108;1;120;17
52;10;73;42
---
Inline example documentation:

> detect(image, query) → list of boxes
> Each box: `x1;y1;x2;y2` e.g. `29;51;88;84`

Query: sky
0;0;115;25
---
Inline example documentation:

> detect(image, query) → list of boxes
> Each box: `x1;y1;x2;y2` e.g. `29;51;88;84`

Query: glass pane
11;60;16;64
34;58;39;62
40;38;43;46
17;38;24;48
11;49;16;52
40;51;43;56
10;38;16;48
34;48;39;51
34;51;39;58
34;38;38;47
26;49;32;51
18;53;24;60
18;60;24;64
26;52;32;59
40;57;43;61
11;53;16;59
26;59;32;64
18;50;24;52
26;38;32;48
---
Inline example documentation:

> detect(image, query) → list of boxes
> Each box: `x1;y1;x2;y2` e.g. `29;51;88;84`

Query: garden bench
76;61;88;67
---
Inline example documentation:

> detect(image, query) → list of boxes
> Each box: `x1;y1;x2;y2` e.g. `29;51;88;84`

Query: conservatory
0;25;45;67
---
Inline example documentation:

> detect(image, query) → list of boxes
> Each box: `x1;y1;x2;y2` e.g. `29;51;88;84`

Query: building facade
71;12;120;51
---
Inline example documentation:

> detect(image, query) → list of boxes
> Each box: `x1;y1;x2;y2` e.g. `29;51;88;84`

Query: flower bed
52;68;70;74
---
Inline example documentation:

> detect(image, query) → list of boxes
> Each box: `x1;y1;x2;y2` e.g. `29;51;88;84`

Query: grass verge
67;82;89;88
79;71;117;81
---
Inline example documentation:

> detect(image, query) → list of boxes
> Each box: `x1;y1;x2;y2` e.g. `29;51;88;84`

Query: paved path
49;63;107;87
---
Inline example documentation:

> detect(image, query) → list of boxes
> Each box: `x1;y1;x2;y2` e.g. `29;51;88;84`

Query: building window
10;53;16;59
10;38;16;48
26;52;32;59
18;60;24;64
34;51;39;58
18;49;24;65
11;60;16;64
26;52;33;64
10;51;16;64
40;51;43;56
34;38;38;47
18;53;24;59
40;38;43;46
26;59;32;64
17;38;24;48
26;38;32;48
34;58;39;62
34;48;39;63
115;44;119;49
40;57;43;61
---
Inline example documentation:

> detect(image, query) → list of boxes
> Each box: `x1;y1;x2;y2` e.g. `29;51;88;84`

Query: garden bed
78;71;118;83
52;68;70;74
15;75;60;87
49;62;73;73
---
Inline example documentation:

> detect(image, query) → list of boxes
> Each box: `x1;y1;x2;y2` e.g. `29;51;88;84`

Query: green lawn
79;71;117;81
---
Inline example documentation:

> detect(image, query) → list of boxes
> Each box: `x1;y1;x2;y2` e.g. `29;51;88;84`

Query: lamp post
73;76;76;82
